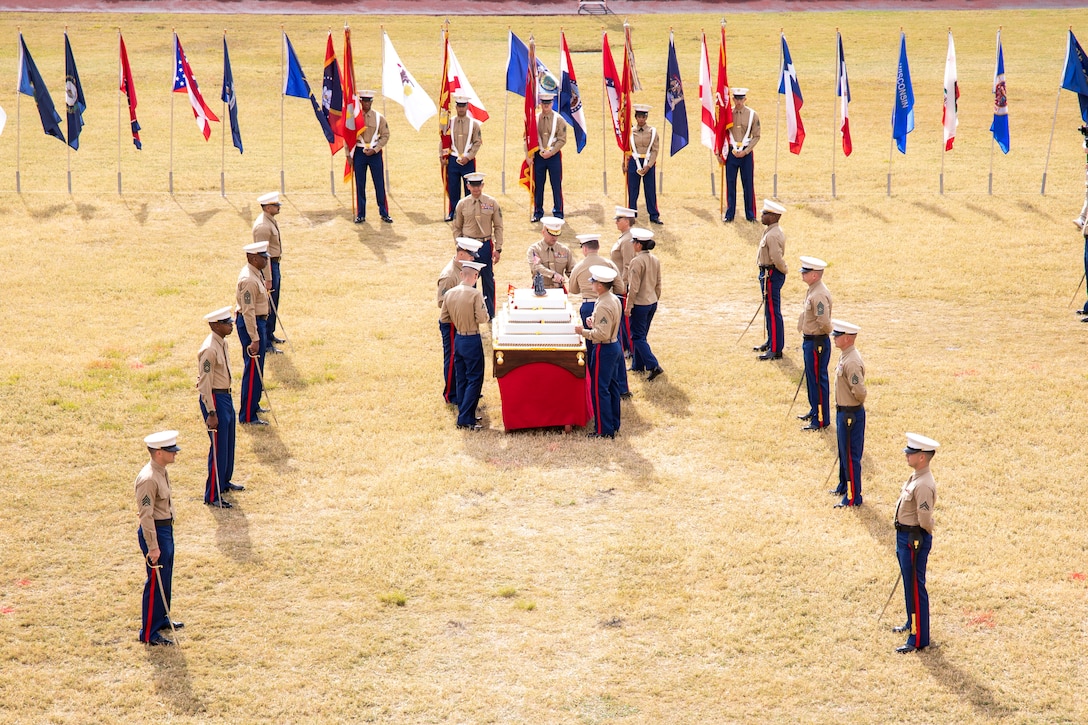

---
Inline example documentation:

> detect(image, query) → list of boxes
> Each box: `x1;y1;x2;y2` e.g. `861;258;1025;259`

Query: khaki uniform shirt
569;255;624;300
895;467;937;533
729;106;761;152
197;332;232;410
798;279;832;336
236;263;270;343
581;291;623;344
437;257;464;309
440;283;489;334
610;231;635;287
631;124;660;168
356;110;390;151
626;251;661;308
252;212;281;258
835;344;867;407
450;115;482;161
537;110;567;153
527;239;574;288
135;460;174;552
452;194;504;251
757;224;787;274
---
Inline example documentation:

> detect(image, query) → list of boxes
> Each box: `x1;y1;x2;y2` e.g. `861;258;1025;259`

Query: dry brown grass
1;8;1087;724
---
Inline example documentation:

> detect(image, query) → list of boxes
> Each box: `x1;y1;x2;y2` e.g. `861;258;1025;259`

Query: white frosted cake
493;288;584;348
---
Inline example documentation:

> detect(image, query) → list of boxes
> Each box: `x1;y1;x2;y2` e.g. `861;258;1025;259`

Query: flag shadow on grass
74;203;97;222
147;648;204;716
122;199;149;225
858;205;891;224
682;205;720;225
212;502;260;565
24;202;68;221
909;200;957;223
170;197;223;228
355;226;405;263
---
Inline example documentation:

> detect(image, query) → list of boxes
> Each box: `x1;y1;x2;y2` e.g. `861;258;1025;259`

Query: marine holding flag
627;104;661;224
352;90;392;224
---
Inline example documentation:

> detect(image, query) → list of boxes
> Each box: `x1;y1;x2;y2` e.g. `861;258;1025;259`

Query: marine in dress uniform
438;237;483;406
756;200;787;360
451;172;504;319
444;95;482;222
570;234;629;399
351;91;393;224
440;261;490;430
625;228;664;381
575;265;624;438
893;433;940;654
626;104;662;224
830;319;866;507
236;241;271;425
197;307;240;508
527;217;573;289
797;256;832;431
611;207;637;359
135;430;182;646
723;88;761;222
252;191;285;353
532;93;567;221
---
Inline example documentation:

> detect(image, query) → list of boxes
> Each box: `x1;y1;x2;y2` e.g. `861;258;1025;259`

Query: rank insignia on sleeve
243;291;252;305
141;494;151;507
599;316;609;326
203;360;212;373
851;374;859;384
816;301;825;316
919;501;930;510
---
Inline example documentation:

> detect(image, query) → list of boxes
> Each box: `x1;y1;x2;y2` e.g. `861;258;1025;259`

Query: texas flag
837;33;852;156
778;34;804;155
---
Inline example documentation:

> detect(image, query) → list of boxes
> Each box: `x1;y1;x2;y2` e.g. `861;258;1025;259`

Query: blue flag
664;32;688;156
505;31;558;98
221;37;243;153
17;35;64;143
1061;30;1088;123
990;30;1009;154
64;33;85;150
892;32;914;154
559;32;587;152
283;33;336;145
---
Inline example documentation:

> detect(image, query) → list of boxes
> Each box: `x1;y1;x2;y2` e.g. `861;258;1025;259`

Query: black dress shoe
271;336;286;345
829;489;845;496
647;367;664;381
530;213;543;222
224;482;245;491
267;345;283;355
892;623;910;634
723;217;734;223
145;632;174;646
587;432;615;439
753;343;769;352
797;412;815;421
801;423;826;432
241;418;269;426
833;502;852;509
620;392;633;400
896;644;918;654
353;215;365;224
1076;308;1088;316
205;500;233;508
649;218;663;225
758;352;782;361
456;423;483;431
257;406;270;414
444;213;455;222
381;215;393;223
158;621;185;631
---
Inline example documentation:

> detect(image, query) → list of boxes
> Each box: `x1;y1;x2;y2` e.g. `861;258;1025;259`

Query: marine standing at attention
351;90;393;224
252;191;286;354
135;430;183;646
755;200;787;360
830;319;866;508
797;256;832;432
451;172;504;318
893;433;940;654
532;93;567;222
438;237;483;407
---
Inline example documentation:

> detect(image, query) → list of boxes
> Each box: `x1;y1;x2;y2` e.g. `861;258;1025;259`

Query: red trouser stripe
210;436;219;502
593;352;602;435
812;346;822;424
243;356;256;421
444;325;456;401
144;566;156;641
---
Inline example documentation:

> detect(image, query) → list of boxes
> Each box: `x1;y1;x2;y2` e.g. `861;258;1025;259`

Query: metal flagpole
117;29;122;195
773;29;782;199
887;137;894;196
832;30;838;199
989;28;1001;195
331;27;336;197
502;25;510;195
221;31;227;198
66;27;72;196
1041;86;1065;194
381;26;391;197
169;30;175;195
939;143;946;195
280;27;285;194
16;29;21;193
601;28;608;196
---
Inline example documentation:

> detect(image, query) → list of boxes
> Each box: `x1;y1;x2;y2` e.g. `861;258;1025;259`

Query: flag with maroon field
173;33;219;140
519;36;539;193
339;27;362;180
119;32;141;149
713;26;733;158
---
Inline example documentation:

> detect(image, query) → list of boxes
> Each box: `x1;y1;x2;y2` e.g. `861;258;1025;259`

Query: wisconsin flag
559;32;587;153
942;31;959;151
173;33;219;141
892;32;915;154
382;31;437;131
990;30;1009;154
778;34;805;155
837;32;852;156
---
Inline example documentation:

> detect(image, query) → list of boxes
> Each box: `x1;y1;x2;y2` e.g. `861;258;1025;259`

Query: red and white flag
446;39;488;122
713;26;733;158
340;26;361;180
942;30;959;151
836;32;852;156
172;33;218;140
602;32;624;151
698;32;715;151
779;34;804;155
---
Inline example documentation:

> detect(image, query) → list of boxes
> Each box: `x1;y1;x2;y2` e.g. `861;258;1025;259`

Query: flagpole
832;30;838;199
773;29;782;199
169;30;175;195
939;27;949;196
221;31;227;198
502;82;509;195
601;28;608;197
117;29;122;195
381;26;391;198
280;26;286;194
1041;27;1069;196
660;27;671;194
16;29;20;194
330;27;336;197
65;27;72;195
989;26;1000;196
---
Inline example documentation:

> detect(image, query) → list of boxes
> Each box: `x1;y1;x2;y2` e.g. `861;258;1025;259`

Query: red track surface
0;0;1081;14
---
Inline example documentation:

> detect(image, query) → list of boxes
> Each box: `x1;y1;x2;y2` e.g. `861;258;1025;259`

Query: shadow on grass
265;349;306;390
909;200;957;222
218;197;252;225
122;199;149;225
147;647;205;716
683;205;719;225
75;203;96;222
170;198;222;228
355;224;404;262
567;202;605;223
210;502;259;565
858;205;891;224
921;646;1016;720
25;202;68;221
1017;199;1051;218
634;373;691;418
803;205;833;223
963;202;1002;221
297;204;348;227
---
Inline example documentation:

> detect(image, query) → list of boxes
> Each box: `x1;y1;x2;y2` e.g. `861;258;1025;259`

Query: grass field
1;7;1088;724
